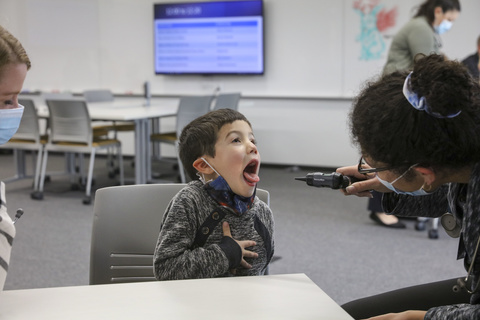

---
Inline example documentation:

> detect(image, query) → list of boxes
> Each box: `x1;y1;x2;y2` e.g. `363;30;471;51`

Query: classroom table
36;99;177;185
0;273;353;319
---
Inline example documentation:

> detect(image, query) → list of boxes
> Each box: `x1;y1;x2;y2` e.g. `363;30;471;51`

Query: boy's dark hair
179;108;251;180
350;53;480;177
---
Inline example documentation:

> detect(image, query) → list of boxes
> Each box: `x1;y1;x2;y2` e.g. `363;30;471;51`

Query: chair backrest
89;183;270;285
212;93;241;111
46;99;92;145
175;95;214;136
42;92;74;100
83;89;114;103
12;99;40;142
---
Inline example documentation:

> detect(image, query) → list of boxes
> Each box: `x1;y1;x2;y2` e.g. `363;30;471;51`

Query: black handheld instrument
295;172;362;190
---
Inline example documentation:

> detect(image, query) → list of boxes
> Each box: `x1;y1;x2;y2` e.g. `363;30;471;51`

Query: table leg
2;150;26;183
133;118;150;185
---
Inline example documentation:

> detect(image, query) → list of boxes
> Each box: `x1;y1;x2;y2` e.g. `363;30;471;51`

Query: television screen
154;0;264;75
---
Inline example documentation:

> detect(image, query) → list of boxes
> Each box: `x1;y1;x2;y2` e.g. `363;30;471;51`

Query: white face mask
376;164;430;196
0;105;24;145
434;19;453;35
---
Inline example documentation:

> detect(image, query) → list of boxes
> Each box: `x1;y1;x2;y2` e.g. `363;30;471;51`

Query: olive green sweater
383;16;441;75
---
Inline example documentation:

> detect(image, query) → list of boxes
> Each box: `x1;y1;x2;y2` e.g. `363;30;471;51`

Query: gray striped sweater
154;180;274;280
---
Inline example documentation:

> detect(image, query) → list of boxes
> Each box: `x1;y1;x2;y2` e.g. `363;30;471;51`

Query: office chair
83;89;115;103
83;89;134;133
33;98;124;205
0;98;46;188
150;95;214;183
212;93;241;111
42;92;74;100
89;183;270;284
83;89;133;178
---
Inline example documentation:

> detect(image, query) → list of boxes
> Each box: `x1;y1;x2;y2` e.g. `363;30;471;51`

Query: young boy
153;109;274;280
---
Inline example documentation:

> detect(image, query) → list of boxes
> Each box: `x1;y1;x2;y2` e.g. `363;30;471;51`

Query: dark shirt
382;162;480;319
462;52;480;80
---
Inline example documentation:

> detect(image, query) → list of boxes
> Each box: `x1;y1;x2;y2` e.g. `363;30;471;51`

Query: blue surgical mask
0;105;24;145
376;165;430;196
434;19;452;35
198;157;256;215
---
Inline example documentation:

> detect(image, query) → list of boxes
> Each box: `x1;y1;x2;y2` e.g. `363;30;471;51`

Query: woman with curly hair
338;54;480;319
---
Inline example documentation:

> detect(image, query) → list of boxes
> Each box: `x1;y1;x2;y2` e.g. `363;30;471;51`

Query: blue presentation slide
154;1;264;74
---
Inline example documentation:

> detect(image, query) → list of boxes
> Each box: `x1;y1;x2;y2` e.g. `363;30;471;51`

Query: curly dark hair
350;53;480;176
178;108;251;180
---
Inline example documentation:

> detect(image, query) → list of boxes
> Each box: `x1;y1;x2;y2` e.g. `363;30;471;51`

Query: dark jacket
462;52;479;80
383;162;480;319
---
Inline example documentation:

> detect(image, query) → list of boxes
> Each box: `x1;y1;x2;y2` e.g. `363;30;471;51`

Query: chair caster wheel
82;196;92;205
30;191;44;200
428;229;439;239
415;221;426;231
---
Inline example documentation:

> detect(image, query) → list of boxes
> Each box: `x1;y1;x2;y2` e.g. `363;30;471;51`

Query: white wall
147;96;357;167
2;0;479;167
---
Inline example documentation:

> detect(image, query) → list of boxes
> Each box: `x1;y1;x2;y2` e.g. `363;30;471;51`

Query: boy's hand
222;222;258;270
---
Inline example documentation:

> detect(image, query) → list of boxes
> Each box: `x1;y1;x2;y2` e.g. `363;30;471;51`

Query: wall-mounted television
154;0;264;75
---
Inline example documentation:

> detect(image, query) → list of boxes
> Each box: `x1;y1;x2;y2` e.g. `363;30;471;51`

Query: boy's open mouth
243;159;260;185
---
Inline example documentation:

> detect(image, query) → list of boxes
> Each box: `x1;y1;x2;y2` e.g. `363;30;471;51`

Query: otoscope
295;172;362;190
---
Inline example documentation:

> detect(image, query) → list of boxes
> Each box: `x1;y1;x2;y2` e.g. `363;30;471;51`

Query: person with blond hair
0;25;31;290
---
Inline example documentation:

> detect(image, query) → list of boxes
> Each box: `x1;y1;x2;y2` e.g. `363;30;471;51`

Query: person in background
461;35;480;80
0;25;31;289
153;109;274;280
383;0;460;74
338;54;479;319
370;0;461;228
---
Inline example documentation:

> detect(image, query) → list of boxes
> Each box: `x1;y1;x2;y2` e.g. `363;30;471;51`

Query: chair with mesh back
89;183;270;284
150;95;214;183
33;98;124;205
0;98;46;188
212;93;241;111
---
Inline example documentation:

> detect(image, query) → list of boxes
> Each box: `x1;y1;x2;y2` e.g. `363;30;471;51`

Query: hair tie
402;72;461;119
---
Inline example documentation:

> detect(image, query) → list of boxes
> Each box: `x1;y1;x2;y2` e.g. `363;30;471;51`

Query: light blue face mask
0;105;24;145
376;164;430;196
434;19;453;35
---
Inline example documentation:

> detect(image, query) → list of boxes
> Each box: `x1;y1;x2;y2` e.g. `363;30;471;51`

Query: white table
0;274;353;319
36;99;177;185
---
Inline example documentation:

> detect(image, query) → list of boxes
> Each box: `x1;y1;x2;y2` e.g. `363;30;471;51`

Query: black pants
342;278;471;319
367;191;383;212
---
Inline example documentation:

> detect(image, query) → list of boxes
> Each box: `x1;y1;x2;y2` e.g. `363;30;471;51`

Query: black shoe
369;212;406;229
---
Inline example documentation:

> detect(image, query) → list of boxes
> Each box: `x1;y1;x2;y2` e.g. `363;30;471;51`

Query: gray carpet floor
0;151;465;305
